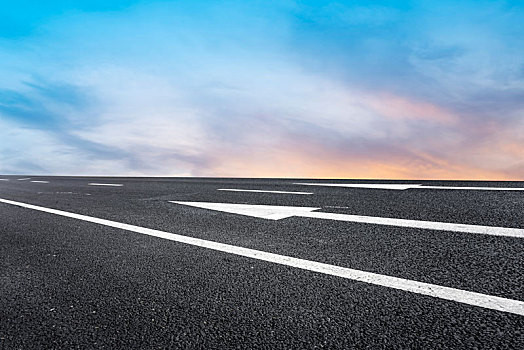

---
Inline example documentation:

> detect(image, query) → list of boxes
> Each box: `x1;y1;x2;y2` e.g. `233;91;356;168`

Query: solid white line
30;180;49;183
294;183;421;190
88;183;123;187
173;201;524;238
218;189;313;195
294;183;524;191
0;197;522;316
419;186;524;191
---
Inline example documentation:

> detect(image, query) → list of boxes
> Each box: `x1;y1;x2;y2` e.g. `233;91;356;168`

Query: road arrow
171;201;524;238
173;201;321;220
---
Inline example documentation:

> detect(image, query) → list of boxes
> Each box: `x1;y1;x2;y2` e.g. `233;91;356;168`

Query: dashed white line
88;183;123;187
17;178;31;181
218;189;313;195
0;197;522;316
0;179;9;181
31;180;49;183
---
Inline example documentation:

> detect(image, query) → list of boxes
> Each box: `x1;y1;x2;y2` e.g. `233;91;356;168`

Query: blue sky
1;1;524;178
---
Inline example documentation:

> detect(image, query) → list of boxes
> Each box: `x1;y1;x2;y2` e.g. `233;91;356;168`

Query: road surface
1;176;523;349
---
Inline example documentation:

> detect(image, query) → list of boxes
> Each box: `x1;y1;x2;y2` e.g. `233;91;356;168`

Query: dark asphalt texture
1;176;523;349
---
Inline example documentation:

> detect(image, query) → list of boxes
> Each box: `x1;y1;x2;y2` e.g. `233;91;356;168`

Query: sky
1;0;524;179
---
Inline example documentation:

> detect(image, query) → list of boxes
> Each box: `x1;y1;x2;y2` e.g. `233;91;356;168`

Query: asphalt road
1;176;523;349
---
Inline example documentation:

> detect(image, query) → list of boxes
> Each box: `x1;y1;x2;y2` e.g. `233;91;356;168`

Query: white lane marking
0;198;522;316
218;189;313;195
294;183;524;191
300;212;524;238
30;180;49;183
88;183;123;187
294;183;420;190
419;186;524;191
0;179;9;181
17;178;31;181
172;202;524;238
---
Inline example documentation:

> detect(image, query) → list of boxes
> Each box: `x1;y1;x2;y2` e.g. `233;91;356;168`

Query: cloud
0;1;523;179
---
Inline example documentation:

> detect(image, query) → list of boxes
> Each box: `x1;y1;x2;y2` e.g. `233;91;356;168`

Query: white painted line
30;180;49;183
294;183;421;190
17;178;31;181
88;183;123;187
300;211;524;238
0;179;9;181
419;186;524;191
294;183;524;191
172;202;524;238
0;197;522;316
218;189;313;195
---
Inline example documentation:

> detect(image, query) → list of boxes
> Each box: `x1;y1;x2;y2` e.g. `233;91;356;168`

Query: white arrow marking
294;183;524;191
173;201;321;220
0;197;523;316
171;201;524;238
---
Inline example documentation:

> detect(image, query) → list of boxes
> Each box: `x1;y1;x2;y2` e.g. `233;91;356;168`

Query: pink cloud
363;92;458;124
